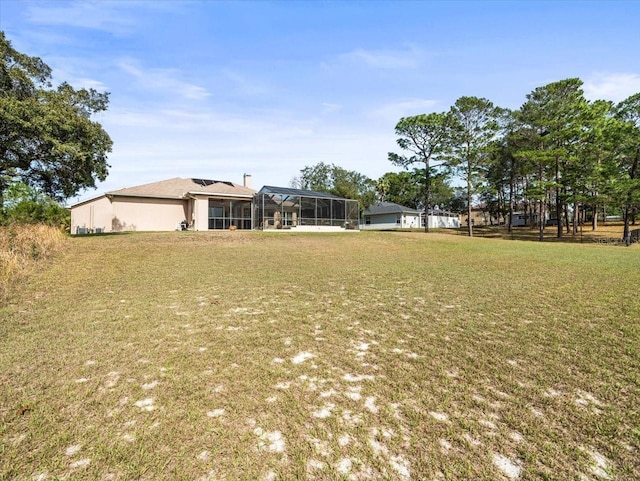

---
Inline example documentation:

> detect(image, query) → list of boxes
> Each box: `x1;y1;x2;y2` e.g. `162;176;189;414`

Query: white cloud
220;69;270;96
117;59;211;100
321;102;343;114
341;46;424;69
583;73;640;103
70;77;109;91
26;1;139;35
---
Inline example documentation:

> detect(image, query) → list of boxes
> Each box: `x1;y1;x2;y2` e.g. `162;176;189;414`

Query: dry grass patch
0;224;67;302
1;231;638;480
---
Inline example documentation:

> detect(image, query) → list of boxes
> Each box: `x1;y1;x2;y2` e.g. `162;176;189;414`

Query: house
362;202;421;229
362;202;461;229
253;186;360;231
70;176;361;234
70;175;256;233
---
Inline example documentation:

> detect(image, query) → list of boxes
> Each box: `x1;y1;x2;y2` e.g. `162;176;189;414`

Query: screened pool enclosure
254;186;359;230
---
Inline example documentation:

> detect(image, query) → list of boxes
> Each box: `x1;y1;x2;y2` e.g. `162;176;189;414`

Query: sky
2;0;640;203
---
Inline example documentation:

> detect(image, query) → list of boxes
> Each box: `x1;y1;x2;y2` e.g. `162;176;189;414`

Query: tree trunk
555;157;562;238
424;162;430;233
623;204;631;243
539;196;545;241
507;161;514;233
623;149;639;241
592;204;598;231
467;159;473;237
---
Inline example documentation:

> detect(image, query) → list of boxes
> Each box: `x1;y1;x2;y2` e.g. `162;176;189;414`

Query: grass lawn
1;231;638;480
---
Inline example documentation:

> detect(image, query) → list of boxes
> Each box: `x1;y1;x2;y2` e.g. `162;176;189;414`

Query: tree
570;99;621;233
518;79;589;238
0;31;112;208
388;113;451;232
376;169;454;211
614;93;640;242
447;96;504;237
296;162;376;209
296;162;334;192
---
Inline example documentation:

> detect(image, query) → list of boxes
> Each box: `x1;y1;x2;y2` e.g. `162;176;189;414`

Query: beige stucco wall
111;196;188;232
70;195;113;234
71;193;254;233
192;196;209;231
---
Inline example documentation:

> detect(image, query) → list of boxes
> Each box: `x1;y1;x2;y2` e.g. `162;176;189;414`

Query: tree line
296;79;640;240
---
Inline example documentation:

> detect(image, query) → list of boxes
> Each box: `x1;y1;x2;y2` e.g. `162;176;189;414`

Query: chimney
243;173;252;189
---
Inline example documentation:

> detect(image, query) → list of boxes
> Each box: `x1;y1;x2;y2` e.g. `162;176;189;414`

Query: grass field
1;230;638;480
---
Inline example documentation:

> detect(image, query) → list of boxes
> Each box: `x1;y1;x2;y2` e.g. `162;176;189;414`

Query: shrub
1;181;71;230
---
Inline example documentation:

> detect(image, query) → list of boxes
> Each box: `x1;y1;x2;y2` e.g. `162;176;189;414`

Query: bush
3;199;70;230
1;181;71;230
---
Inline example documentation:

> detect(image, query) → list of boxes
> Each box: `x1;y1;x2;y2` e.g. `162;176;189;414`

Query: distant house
511;211;544;227
70;176;256;233
362;202;421;229
363;202;461;230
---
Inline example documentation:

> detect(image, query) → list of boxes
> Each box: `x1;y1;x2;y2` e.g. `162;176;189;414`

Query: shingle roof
107;177;256;199
364;202;419;216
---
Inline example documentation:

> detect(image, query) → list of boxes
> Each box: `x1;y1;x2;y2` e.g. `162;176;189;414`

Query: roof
258;185;352;200
364;202;419;216
107;177;256;199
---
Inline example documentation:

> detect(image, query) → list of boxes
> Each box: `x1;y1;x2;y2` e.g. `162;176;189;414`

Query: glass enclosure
254;186;359;230
208;199;252;229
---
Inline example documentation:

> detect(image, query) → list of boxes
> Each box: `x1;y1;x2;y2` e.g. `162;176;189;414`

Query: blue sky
2;0;639;201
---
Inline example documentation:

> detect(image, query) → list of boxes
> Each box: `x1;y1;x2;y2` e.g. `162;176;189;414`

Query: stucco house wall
111;196;188;232
192;196;209;232
365;212;399;229
363;212;421;230
70;195;113;234
362;202;422;230
70;195;189;233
